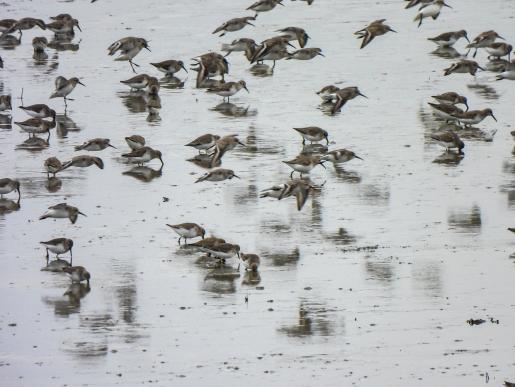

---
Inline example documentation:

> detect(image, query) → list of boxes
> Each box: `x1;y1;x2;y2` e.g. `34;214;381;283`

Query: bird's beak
77;23;82;32
181;63;188;73
443;2;452;8
287;42;296;49
233;174;240;179
319;161;327;169
464;35;470;43
237;140;246;147
464;101;469;111
498;35;505;40
78;211;87;217
246;22;255;27
355;155;363;160
78;80;86;86
244;86;249;93
145;46;151;52
390;28;397;33
318;52;325;57
108;143;117;149
159;156;164;166
490;113;497;122
478;65;485;71
359;92;368;98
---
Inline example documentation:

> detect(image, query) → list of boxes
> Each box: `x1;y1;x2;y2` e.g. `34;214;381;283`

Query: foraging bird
413;0;452;28
120;74;152;91
18;104;55;119
122;146;164;166
211;134;246;163
11;18;46;35
75;138;116;151
40;238;74;265
427;102;463;121
240;253;260;271
206;80;248;102
427;30;469;47
63;266;90;285
283;154;325;178
355;20;396;49
287;47;324;60
50;76;85;107
189;237;226;250
108;37;150;73
444;60;483;76
0;178;20;199
466;30;504;57
195;168;239;183
431;92;468;110
452;108;497;126
485;42;512;60
46;18;81;35
166;223;206;244
317;85;340;102
32;36;48;52
250;36;291;69
293;127;329;145
331;87;367;115
202;243;241;262
212;16;256;37
125;135;146;150
15;115;56;137
185;134;220;153
61;155;104;170
430;130;464;152
322;149;363;164
44;157;64;178
39;203;86;224
150;60;188;76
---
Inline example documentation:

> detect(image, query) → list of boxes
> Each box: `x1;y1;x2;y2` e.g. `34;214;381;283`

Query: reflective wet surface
0;0;514;386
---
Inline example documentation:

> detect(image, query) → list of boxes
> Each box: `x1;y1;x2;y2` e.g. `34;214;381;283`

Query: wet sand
0;0;514;386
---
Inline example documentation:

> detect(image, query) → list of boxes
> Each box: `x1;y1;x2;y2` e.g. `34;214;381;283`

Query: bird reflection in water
300;143;328;156
202;264;240;294
324;227;357;246
159;76;185;89
0;197;20;214
119;92;147;114
430;46;462;59
332;164;362;183
187;154;222;169
123;165;163;182
432;150;464;165
47;35;80;52
467;83;499;100
241;270;261;286
0;113;12;129
0;34;21;49
249;63;274;77
278;301;335;337
41;283;89;317
16;134;50;151
364;256;395;284
56;113;81;137
212;102;253;117
262;247;300;267
447;205;482;233
45;176;62;192
145;94;161;122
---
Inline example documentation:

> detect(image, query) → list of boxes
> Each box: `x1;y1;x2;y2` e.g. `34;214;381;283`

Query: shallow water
1;0;514;386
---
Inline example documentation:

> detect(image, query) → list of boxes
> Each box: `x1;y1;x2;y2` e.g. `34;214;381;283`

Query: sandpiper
63;266;90;285
317;85;340;102
247;0;283;17
431;92;468;110
0;95;11;111
404;0;432;9
46;18;81;35
240;253;260;271
0;19;17;33
50;76;85;107
18;103;55;118
12;18;46;35
166;223;205;244
192;53;229;83
260;184;288;199
50;13;74;21
496;60;515;81
331;87;367;115
427;102;463;121
250;37;291;69
430;130;464;152
147;76;160;95
211;134;246;162
283;154;325;178
206;80;248;102
44;157;64;177
0;178;20;199
125;135;146;150
189;237;226;250
428;30;469;47
322;149;363;164
278;179;318;211
75;138;116;151
276;27;310;48
195;168;239;183
452;108;496;126
508;228;515;234
212;16;256;37
150;60;187;76
221;38;257;56
444;60;483;76
61;155;104;170
467;30;504;57
108;37;150;73
40;238;73;265
122;146;164;166
39;203;86;224
414;0;452;28
15;115;56;137
185;134;220;153
486;42;512;60
355;20;396;49
293;127;328;144
287;47;324;60
202;243;240;262
32;36;48;52
120;74;151;91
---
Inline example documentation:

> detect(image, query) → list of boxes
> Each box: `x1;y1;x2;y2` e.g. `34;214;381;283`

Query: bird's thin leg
70;248;73;266
177;236;181;245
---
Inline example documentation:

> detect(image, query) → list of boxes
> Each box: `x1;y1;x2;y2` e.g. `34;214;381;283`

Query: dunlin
166;223;206;244
427;102;463;121
247;0;283;17
0;95;11;111
317;85;340;102
0;19;17;33
122;146;164;166
147;76;160;95
496;60;515;81
61;155;104;170
467;30;504;57
431;92;468;110
283;154;325;178
287;47;324;60
430;130;464;152
150;60;187;76
0;178;20;199
212;16;256;37
206;80;248;102
486;42;512;60
428;30;468;47
15;115;56;137
195;168;239;183
44;157;64;178
221;38;257;56
331;87;367;115
50;13;74;21
414;0;452;28
293;126;328;144
46;18;81;35
32;36;48;52
120;74;151;91
278;179;318;211
356;20;396;49
452;108;496;126
192;53;230;85
444;60;483;76
260;184;288;199
322;149;363;164
75;138;116;151
125;135;146;150
63;266;90;285
276;27;310;48
185;134;220;153
40;238;73;265
404;0;432;9
240;253;260;271
189;237;226;250
12;18;46;35
19;103;55;118
203;243;240;262
108;37;150;73
211;134;246;162
39;203;86;224
50;76;85;107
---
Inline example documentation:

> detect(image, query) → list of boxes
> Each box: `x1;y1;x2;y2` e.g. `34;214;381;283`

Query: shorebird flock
0;0;513;294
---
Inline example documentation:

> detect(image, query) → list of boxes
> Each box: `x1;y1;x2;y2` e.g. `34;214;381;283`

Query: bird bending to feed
40;238;74;265
50;76;85;107
427;30;469;47
331;87;367;115
240;253;260;271
283;154;325;178
355;19;396;49
268;179;320;211
443;60;483;76
317;85;340;102
150;60;188;76
206;80;248;102
122;146;164;166
430;130;464;152
211;134;246;163
431;92;468;110
75;138;116;151
63;266;90;285
413;0;452;28
202;243;240;262
120;74;152;91
125;135;146;150
293;126;328;144
185;134;220;153
427;102;463;121
287;47;324;60
44;157;64;178
466;30;504;57
61;155;104;170
19;103;55;118
39;203;86;224
167;223;206;244
195;168;239;183
322;149;363;164
212;16;256;37
452;108;497;126
0;178;20;199
108;37;150;73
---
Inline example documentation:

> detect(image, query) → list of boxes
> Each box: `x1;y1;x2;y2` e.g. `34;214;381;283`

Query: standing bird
46;18;81;35
466;30;504;57
430;130;464;152
15;114;56;137
206;80;249;102
40;238;74;265
61;155;104;170
444;60;483;76
108;37;150;73
0;178;20;199
75;138;116;151
322;149;363;164
250;36;291;69
331;87;367;115
276;27;310;48
125;135;146;150
486;42;512;60
63;266;90;285
414;0;452;28
247;0;284;17
50;76;85;108
44;157;64;178
18;104;55;119
212;16;256;37
185;134;220;153
11;18;46;36
122;146;164;166
427;102;463;121
283;154;325;178
166;223;205;245
293;127;329;145
431;92;468;110
287;47;324;60
150;60;188;76
39;203;86;224
427;30;469;47
195;168;239;183
452;108;497;126
120;74;151;91
355;20;396;49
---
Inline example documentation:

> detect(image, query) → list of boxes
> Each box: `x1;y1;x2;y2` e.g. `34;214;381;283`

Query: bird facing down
211;134;246;163
122;146;164;166
0;178;20;199
240;253;260;271
39;203;86;224
63;266;90;285
125;135;146;150
444;60;484;76
430;130;465;153
75;138;116;151
61;155;104;170
195;168;239;183
331;86;367;115
265;179;320;211
44;157;64;177
167;223;206;244
276;26;310;48
431;92;468;110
